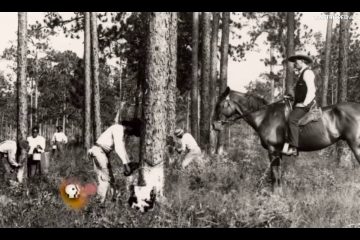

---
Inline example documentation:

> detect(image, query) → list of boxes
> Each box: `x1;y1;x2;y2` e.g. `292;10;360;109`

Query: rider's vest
294;68;310;104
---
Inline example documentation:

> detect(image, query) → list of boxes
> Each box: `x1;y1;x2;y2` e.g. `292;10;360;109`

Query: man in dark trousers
88;118;142;204
282;54;317;156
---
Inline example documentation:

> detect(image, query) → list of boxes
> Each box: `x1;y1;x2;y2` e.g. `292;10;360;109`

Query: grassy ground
1;123;360;228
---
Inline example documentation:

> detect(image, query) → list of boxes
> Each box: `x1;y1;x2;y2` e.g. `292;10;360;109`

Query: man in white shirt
174;128;203;169
27;126;46;177
88;118;142;204
0;140;29;173
282;54;317;156
51;125;68;158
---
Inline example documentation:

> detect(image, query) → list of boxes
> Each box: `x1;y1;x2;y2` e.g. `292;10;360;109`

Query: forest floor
1;122;360;227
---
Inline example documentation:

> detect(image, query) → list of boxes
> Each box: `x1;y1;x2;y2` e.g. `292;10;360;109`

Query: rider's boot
282;143;298;156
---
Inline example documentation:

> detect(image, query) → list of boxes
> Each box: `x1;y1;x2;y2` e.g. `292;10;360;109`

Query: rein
219;97;290;125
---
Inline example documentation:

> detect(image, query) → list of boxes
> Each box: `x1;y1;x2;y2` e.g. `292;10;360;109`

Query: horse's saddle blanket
298;106;323;126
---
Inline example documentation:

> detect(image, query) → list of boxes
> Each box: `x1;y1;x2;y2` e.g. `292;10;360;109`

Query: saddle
298;102;322;126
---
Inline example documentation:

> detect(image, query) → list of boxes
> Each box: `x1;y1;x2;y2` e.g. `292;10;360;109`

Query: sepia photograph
0;12;359;228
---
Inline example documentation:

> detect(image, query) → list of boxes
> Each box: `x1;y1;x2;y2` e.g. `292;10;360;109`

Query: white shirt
51;132;68;144
0;140;18;166
27;135;46;154
298;67;316;106
180;133;201;153
96;124;129;164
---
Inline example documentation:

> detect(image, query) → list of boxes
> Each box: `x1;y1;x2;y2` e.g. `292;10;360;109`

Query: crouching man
88;118;142;204
0;140;29;170
174;128;203;169
0;140;29;180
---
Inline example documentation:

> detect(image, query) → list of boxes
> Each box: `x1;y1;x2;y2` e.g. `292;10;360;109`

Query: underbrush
1;128;360;227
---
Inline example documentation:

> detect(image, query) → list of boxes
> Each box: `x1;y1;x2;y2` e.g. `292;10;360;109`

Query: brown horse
213;87;360;192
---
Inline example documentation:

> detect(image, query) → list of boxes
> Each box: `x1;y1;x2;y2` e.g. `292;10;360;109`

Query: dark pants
0;153;13;182
27;155;42;178
52;142;65;160
288;107;308;147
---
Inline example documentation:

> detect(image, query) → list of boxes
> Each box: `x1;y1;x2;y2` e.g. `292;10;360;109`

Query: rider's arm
113;126;130;165
303;70;316;106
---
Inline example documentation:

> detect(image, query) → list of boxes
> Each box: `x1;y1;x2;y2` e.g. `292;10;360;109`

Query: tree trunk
29;77;33;130
91;12;102;140
166;12;177;139
62;100;66;132
166;12;178;169
84;12;92;150
200;12;211;152
191;12;200;143
209;12;220;153
322;16;333;106
137;12;177;204
33;57;39;126
337;12;353;168
34;82;38;127
337;13;350;104
16;12;28;183
286;12;295;96
0;114;3;140
186;91;190;132
216;12;230;154
270;46;275;102
116;60;124;123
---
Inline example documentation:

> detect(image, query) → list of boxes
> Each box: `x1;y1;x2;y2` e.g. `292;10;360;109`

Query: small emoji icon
65;184;80;199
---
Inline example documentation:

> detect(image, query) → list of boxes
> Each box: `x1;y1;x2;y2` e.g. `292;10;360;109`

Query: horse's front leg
268;150;283;195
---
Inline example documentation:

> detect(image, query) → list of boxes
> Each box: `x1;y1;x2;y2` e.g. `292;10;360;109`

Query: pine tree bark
191;12;200;143
209;12;220;153
33;57;39;126
270;46;275;102
337;12;353;168
167;13;177;141
91;12;102;139
34;78;38;126
84;12;92;150
29;77;33;130
16;12;28;183
62;99;66;132
200;12;211;152
286;12;295;96
137;12;177;203
322;16;333;106
216;12;230;154
166;12;178;170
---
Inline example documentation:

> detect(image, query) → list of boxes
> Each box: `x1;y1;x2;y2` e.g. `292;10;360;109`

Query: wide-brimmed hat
174;128;184;137
288;54;313;64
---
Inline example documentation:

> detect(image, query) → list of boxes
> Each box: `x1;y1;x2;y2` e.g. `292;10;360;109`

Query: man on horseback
282;54;317;156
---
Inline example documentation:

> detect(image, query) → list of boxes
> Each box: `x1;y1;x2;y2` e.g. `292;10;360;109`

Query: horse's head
212;87;246;131
212;87;269;131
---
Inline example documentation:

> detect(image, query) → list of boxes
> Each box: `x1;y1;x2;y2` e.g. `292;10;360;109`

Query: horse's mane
244;93;269;112
230;89;269;112
218;87;270;113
